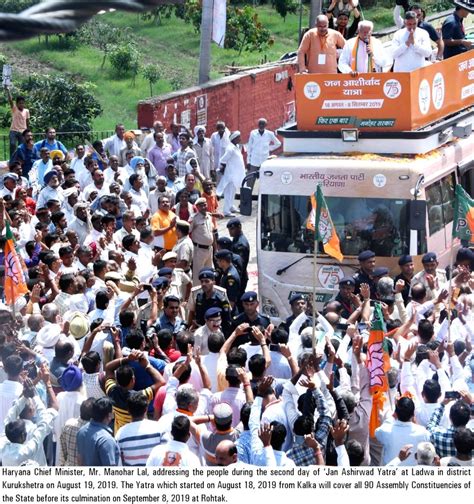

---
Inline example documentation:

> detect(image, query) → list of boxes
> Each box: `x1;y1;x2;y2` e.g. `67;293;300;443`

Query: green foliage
178;1;273;54
17;74;102;139
109;44;141;78
176;0;202;32
226;6;274;55
274;0;298;20
141;5;174;24
142;64;161;96
0;0;39;13
78;20;132;68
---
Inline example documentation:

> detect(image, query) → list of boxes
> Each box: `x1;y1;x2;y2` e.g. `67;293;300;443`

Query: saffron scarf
351;36;375;72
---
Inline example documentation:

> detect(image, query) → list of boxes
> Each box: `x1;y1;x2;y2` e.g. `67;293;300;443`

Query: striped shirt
115;419;164;466
105;379;154;434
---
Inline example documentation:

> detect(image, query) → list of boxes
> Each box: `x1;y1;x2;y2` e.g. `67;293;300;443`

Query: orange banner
295;52;474;132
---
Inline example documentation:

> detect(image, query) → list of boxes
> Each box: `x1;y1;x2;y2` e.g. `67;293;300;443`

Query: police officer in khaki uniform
187;269;232;336
190;198;214;285
215;249;241;312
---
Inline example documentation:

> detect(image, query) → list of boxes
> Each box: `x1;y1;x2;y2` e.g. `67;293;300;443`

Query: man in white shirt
146;415;201;466
246;118;281;190
104;123;137;157
140;120;166;157
84;168;109;202
0;355;24;436
210;121;230;173
70;144;87;179
217;131;246;217
392;10;432;72
36;170;64;210
375;396;430;465
338;20;392;74
0;173;19;198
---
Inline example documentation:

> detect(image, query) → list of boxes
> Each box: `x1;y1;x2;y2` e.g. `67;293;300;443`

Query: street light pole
199;0;214;85
309;0;322;28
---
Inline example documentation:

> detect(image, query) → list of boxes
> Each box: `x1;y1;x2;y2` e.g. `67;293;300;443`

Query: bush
16;74;102;141
109;44;141;77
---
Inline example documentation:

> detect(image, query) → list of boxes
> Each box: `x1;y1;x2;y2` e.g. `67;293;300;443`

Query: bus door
424;172;456;253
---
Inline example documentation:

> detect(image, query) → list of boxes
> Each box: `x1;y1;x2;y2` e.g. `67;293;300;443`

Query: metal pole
298;0;303;43
309;0;322;29
312;237;318;352
199;0;214;85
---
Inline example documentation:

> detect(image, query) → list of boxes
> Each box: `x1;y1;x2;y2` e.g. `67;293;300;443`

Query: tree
178;2;273;55
109;43;141;78
16;74;102;141
78;20;131;69
274;0;299;20
142;64;161;96
141;5;174;24
226;7;274;55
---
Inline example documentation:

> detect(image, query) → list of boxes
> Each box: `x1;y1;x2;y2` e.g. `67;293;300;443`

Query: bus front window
261;195;410;257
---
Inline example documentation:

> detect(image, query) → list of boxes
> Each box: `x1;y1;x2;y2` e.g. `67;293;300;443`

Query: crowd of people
297;0;472;74
0;0;473;471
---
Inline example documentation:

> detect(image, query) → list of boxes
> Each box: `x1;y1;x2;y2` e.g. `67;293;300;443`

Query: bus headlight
261;296;280;318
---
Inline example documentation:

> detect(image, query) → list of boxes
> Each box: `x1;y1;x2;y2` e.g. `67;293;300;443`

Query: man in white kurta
217;131;246;217
392;11;432;72
338;21;392;73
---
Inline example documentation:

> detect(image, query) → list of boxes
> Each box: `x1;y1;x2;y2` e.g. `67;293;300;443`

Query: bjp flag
453;184;474;245
4;222;28;306
306;184;343;262
366;303;391;438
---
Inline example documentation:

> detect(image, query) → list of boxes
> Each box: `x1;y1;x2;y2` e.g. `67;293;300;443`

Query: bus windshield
261;195;410;257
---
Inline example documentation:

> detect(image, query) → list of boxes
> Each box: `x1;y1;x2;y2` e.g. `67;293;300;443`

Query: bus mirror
240;186;253;216
409;200;426;231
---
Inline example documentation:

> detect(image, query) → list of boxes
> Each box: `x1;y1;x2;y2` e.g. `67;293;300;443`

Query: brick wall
137;61;298;143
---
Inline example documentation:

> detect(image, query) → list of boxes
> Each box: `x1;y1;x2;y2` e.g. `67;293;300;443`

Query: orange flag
4;223;29;306
366;303;391;437
307;184;343;262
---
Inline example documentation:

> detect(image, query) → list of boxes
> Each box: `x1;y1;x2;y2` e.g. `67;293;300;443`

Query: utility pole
309;0;323;28
199;0;214;85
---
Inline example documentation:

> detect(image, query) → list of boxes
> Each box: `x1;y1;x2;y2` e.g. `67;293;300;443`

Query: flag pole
312;236;318;352
446;238;456;343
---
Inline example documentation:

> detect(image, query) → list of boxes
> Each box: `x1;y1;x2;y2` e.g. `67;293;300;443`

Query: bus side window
425;172;455;238
439;172;455;225
425;181;443;235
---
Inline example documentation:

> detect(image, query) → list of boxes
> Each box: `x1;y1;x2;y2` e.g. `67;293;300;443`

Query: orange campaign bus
242;51;474;322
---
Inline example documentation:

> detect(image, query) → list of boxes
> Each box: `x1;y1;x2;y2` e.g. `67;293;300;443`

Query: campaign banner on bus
295;52;474;132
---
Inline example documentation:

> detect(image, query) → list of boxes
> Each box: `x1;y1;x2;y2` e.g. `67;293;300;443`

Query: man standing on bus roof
297;14;345;74
353;250;377;298
394;254;415;305
393;4;444;61
392;11;432;72
338;20;392;74
335;276;359;319
410;252;447;302
246;118;281;191
442;2;472;59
